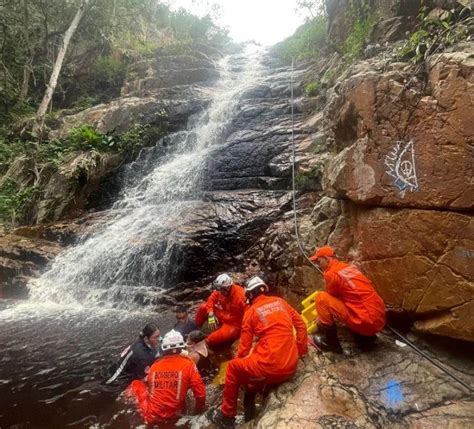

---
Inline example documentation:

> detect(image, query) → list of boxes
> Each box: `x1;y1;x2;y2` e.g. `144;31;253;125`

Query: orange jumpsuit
195;284;246;348
316;259;385;336
128;354;206;424
221;294;308;418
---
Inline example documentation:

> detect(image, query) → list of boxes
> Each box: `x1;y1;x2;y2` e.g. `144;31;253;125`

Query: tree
296;0;326;19
33;0;90;137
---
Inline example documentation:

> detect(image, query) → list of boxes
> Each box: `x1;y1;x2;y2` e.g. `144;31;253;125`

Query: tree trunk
14;0;32;109
33;0;90;138
14;65;31;109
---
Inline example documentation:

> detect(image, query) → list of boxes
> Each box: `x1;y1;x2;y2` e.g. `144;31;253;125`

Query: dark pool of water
0;300;185;428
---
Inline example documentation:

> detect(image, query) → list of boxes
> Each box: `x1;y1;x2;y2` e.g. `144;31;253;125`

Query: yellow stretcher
300;291;319;334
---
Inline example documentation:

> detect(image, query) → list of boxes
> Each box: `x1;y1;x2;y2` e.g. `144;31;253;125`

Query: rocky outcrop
325;0;422;47
0;233;62;298
245;43;473;340
50;50;219;139
324;47;474;210
249;331;474;428
313;43;474;341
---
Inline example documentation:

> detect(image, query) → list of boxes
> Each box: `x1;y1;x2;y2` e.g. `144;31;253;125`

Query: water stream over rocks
0;46;288;428
28;48;266;311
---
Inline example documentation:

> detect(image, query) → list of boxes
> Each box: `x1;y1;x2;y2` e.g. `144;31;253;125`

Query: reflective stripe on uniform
176;371;182;400
338;265;360;290
106;349;133;384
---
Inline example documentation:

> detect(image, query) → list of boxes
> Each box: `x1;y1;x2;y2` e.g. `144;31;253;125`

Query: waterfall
28;48;264;311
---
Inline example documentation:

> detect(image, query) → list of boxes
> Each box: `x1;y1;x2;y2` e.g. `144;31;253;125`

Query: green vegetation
1;118;167;167
0;119;168;227
342;14;377;61
397;5;471;63
0;0;229;129
304;81;320;96
274;16;327;61
0;140;24;174
295;168;321;190
0;178;38;226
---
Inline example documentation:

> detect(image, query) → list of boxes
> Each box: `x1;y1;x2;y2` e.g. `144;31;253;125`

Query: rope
387;325;473;393
290;57;322;275
289;57;473;394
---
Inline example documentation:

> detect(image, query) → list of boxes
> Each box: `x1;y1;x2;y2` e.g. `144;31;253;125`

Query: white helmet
245;276;267;291
161;329;185;351
244;276;268;302
213;273;233;290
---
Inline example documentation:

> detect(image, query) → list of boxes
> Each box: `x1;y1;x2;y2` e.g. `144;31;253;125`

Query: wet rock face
1;52;315;298
205;59;307;192
0;234;62;298
163;191;293;286
253;332;474;428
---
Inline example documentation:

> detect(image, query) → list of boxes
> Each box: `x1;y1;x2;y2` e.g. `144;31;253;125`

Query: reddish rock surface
250;331;474;428
324;46;474;210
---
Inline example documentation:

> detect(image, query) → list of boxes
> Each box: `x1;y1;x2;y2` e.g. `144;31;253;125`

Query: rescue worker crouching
309;246;386;353
195;273;246;349
213;275;308;428
127;329;206;426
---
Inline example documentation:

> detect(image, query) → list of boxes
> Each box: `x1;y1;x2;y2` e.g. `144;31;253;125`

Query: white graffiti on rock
384;140;419;197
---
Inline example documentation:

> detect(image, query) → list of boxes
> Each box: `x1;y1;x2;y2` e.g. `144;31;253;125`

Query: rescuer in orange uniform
213;275;308;427
310;246;386;353
127;329;206;426
195;273;246;348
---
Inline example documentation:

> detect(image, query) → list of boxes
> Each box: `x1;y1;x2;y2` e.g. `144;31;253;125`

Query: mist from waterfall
27;48;264;311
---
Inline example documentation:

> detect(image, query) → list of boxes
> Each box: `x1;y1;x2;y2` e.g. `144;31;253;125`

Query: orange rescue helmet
309;246;335;262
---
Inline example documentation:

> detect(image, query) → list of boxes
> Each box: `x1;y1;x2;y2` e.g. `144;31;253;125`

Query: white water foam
24;47;265;313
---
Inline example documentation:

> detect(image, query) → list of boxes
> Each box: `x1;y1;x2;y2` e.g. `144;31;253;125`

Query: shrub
295;168;321;190
342;14;377;61
68;125;111;151
397;5;471;63
274;16;327;61
304;81;319;96
0;178;38;226
0;139;24;173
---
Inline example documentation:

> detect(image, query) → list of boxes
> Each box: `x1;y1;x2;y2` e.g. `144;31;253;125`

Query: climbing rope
289;57;473;394
290;57;322;275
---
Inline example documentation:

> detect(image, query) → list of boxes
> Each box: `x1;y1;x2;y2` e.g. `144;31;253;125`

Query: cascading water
27;48;265;311
0;47;270;429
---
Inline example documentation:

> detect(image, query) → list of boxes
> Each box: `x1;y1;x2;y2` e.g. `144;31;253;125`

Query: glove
208;313;219;331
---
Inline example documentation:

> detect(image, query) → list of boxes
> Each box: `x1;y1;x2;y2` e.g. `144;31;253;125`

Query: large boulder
0;233;62;298
320;201;474;342
32;151;123;224
253;333;474;428
324;45;474;210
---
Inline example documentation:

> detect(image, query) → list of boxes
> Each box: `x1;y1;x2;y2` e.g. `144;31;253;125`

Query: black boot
353;332;377;350
312;323;342;353
243;390;257;422
211;409;235;429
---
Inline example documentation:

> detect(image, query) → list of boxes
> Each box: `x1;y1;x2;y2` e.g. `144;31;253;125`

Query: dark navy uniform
106;338;160;384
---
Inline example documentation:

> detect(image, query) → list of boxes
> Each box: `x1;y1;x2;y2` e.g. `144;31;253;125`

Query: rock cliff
247;4;474;343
